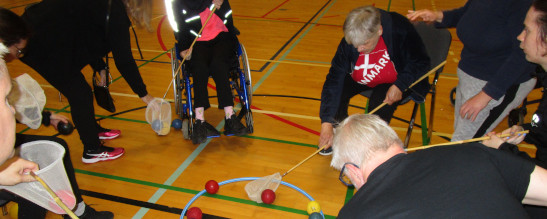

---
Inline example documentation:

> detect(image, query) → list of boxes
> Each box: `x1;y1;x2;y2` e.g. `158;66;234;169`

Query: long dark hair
0;7;30;47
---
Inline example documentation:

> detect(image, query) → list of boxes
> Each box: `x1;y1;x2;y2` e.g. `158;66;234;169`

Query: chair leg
427;91;437;145
419;103;429;145
404;103;419;147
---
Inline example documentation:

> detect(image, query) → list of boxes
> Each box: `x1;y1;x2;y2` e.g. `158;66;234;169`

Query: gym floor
2;0;541;218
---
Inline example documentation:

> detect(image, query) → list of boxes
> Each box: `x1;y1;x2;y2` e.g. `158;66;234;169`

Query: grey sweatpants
452;68;536;141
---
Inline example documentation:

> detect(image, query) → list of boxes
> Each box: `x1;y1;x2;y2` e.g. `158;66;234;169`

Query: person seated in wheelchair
318;5;430;155
173;0;247;144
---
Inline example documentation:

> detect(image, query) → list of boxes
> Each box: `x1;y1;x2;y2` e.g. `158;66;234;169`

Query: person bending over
331;114;547;218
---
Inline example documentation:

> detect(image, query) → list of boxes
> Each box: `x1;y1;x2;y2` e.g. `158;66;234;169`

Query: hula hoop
180;177;325;219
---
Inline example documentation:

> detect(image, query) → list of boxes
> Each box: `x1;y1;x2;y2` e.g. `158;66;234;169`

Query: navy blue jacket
319;9;430;124
438;0;534;100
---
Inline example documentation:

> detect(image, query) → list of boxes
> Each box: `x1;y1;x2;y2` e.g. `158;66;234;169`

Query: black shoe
202;121;221;138
224;114;248;136
64;205;113;219
318;147;333;156
191;120;207;144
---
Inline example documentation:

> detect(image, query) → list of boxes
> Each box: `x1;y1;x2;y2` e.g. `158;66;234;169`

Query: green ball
309;212;322;219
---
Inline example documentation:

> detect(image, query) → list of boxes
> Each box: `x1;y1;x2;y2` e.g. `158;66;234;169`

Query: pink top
197;8;229;41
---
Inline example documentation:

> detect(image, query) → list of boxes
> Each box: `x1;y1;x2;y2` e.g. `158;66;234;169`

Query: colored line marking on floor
75;169;336;218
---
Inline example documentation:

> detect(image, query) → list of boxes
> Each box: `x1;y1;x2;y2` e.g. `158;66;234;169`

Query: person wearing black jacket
0;7;113;218
482;0;547;170
318;5;430;155
19;0;155;164
482;1;547;217
332;114;547;218
170;0;248;144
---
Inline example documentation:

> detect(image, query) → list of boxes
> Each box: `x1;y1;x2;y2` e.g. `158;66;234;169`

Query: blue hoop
180;177;325;219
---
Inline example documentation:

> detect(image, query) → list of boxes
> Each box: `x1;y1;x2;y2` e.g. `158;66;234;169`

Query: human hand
0;157;38;186
180;48;192;60
482;132;505;149
50;113;69;130
459;91;492;121
213;0;223;10
503;125;526;145
318;123;334;149
141;94;155;105
383;85;402;105
406;10;443;22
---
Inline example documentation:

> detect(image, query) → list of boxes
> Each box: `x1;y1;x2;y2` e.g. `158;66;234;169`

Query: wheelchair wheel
171;47;184;117
245;110;253;133
182;118;190;139
239;44;253;106
238;44;254;133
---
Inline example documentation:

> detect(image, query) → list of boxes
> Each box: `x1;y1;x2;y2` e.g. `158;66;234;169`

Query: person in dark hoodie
171;0;248;144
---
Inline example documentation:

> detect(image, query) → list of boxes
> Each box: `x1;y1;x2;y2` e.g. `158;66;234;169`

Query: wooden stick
282;145;326;177
30;172;78;219
162;7;218;99
368;60;447;114
406;130;530;152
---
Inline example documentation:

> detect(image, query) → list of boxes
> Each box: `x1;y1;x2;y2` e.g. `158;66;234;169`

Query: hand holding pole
406;130;530;152
368;61;447;114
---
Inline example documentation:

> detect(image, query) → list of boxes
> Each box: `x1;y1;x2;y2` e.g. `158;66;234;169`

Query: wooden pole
406;130;530;151
282;145;326;177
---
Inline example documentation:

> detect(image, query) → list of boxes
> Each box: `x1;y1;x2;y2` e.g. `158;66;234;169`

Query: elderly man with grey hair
318;5;430;155
332;114;547;218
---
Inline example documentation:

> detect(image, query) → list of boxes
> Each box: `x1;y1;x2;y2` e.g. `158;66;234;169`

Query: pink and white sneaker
82;146;125;164
98;128;121;140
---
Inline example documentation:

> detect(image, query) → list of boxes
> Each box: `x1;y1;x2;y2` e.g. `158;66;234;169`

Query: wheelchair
170;42;254;140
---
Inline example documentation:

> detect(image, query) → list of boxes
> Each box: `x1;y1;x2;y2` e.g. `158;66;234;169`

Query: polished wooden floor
1;0;541;218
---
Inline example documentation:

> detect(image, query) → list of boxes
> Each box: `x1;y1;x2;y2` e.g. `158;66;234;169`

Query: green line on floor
74;169;335;218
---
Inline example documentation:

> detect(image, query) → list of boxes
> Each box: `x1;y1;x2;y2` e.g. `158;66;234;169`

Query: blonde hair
124;0;153;31
330;114;403;170
343;6;381;46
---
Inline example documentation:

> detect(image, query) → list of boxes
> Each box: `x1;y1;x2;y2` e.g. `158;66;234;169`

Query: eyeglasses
339;162;360;187
14;45;25;58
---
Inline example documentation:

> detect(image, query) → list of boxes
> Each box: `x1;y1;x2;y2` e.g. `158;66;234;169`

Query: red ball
187;207;202;219
205;180;219;194
261;189;276;204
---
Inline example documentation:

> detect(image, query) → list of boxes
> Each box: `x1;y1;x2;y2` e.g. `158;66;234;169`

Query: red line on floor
157;15;172;59
262;0;291;18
